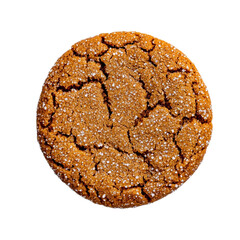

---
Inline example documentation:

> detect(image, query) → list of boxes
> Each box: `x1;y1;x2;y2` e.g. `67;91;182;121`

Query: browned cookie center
37;32;212;208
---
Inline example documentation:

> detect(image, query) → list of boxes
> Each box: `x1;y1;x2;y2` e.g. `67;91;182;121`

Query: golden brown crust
37;31;212;208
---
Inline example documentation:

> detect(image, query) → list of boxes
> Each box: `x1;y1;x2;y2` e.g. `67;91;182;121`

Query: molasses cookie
37;32;212;208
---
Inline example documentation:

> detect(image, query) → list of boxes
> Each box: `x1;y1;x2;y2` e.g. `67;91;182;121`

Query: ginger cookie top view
37;31;212;208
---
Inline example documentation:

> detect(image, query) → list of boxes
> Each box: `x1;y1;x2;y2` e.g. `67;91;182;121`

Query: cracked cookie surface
37;32;212;208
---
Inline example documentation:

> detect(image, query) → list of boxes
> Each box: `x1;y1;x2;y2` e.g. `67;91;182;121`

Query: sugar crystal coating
37;32;212;208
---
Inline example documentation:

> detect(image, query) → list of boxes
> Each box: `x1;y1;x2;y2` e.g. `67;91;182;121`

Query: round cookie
37;32;212;208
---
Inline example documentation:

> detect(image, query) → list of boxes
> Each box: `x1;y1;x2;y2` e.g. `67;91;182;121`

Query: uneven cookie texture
37;32;212;208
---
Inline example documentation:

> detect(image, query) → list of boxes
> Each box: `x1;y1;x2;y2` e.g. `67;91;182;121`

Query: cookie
37;32;212;208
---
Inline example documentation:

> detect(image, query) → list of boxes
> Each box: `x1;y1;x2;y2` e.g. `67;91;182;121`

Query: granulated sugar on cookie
37;32;212;208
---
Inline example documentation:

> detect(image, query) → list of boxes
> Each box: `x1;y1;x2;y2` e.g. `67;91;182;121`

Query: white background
1;0;239;239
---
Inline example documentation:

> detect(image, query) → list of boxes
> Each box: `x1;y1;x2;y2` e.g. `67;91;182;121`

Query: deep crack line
191;81;210;124
140;187;151;202
49;158;65;169
101;36;139;49
127;130;156;173
100;82;112;119
172;125;184;164
79;173;90;197
147;40;157;67
138;77;151;99
98;58;113;120
134;100;172;127
56;79;100;92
